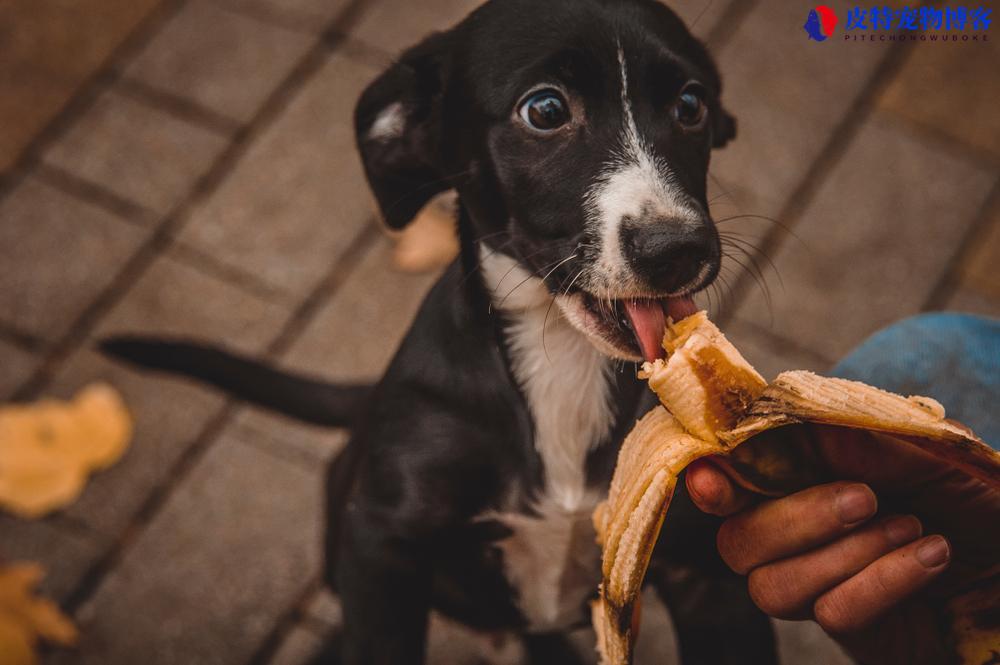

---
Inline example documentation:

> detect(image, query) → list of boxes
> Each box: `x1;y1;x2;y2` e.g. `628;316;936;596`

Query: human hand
685;426;1000;665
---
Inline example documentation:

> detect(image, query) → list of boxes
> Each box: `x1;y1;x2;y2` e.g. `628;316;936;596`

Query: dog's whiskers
497;253;577;310
719;233;783;290
538;254;579;286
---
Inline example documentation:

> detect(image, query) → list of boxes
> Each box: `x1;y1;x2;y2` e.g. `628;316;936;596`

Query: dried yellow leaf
0;383;132;519
0;562;78;665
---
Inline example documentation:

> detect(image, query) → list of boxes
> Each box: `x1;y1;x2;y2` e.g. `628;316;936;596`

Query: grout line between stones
877;107;1000;173
202;0;333;36
266;220;382;356
704;0;760;48
922;178;1000;312
33;162;158;227
53;0;379;621
169;241;288;303
61;401;239;613
0;324;47;355
10;0;370;403
59;223;377;613
0;0;188;203
717;37;918;329
245;577;326;665
115;76;243;136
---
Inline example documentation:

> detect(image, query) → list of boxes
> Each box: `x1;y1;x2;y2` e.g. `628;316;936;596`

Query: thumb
686;458;755;516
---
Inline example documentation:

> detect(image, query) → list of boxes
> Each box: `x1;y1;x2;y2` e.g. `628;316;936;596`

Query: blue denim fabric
832;313;1000;449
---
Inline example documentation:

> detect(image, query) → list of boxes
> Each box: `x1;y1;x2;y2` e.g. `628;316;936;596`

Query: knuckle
716;521;753;574
747;569;798;618
814;594;861;635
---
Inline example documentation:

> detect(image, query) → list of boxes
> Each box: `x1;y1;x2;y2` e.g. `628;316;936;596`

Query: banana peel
0;383;132;519
593;312;1000;665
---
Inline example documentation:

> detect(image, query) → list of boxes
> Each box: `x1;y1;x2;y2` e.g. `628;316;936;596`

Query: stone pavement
0;1;997;663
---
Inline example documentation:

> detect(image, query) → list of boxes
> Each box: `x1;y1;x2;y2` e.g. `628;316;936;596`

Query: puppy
105;1;777;663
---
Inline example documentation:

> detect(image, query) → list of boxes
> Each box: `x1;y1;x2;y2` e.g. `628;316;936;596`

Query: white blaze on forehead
368;101;406;141
583;45;701;284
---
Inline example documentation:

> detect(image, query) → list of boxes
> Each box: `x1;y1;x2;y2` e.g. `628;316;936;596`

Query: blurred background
0;0;996;663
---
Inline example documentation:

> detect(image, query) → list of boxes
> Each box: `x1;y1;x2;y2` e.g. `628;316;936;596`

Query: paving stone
349;0;482;54
44;252;293;536
349;0;737;56
0;176;149;341
209;0;353;32
57;431;323;665
122;0;313;123
46;349;227;539
774;620;853;665
710;0;891;221
0;339;38;399
0;515;108;602
41;87;228;215
734;112;996;361
95;249;292;351
670;0;739;41
0;0;162;173
268;624;328;665
943;287;1000;319
957;199;1000;300
234;408;350;464
228;236;438;460
723;317;832;381
177;53;380;299
879;37;1000;158
278;236;441;382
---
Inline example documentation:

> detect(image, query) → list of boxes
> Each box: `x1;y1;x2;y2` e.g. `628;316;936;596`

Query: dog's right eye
518;90;570;132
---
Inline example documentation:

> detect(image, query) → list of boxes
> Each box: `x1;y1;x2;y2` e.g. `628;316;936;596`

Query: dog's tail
99;337;373;427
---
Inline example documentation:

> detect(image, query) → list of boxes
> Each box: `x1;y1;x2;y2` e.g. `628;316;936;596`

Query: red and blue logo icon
804;5;840;41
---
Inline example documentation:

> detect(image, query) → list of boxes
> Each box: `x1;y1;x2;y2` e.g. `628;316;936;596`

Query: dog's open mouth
581;295;698;362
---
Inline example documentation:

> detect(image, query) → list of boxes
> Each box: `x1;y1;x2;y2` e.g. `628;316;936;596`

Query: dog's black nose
621;221;718;293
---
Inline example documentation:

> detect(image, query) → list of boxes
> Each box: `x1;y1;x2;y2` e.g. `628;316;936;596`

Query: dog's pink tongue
623;300;667;363
665;296;698;322
623;297;698;362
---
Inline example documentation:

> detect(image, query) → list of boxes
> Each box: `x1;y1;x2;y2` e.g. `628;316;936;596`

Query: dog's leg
647;478;778;665
649;563;777;665
523;632;590;665
335;503;434;665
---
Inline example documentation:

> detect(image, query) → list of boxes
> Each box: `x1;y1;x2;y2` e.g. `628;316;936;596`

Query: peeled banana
592;312;1000;665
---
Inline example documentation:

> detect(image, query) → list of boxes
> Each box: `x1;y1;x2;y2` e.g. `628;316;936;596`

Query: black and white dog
105;1;778;663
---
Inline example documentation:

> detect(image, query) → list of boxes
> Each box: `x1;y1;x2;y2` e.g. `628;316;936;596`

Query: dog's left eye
673;86;707;128
518;90;570;132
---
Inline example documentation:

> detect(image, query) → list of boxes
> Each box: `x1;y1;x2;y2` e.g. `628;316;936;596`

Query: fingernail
916;536;950;568
884;516;922;547
835;484;877;525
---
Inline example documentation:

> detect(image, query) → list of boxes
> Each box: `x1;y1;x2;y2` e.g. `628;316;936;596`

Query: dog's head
355;0;735;362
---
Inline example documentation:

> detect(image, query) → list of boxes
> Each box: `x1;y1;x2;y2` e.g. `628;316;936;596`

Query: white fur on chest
479;249;614;631
481;250;614;508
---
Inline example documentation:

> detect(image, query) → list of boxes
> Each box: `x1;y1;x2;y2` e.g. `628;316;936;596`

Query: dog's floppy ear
355;32;455;230
712;106;737;148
